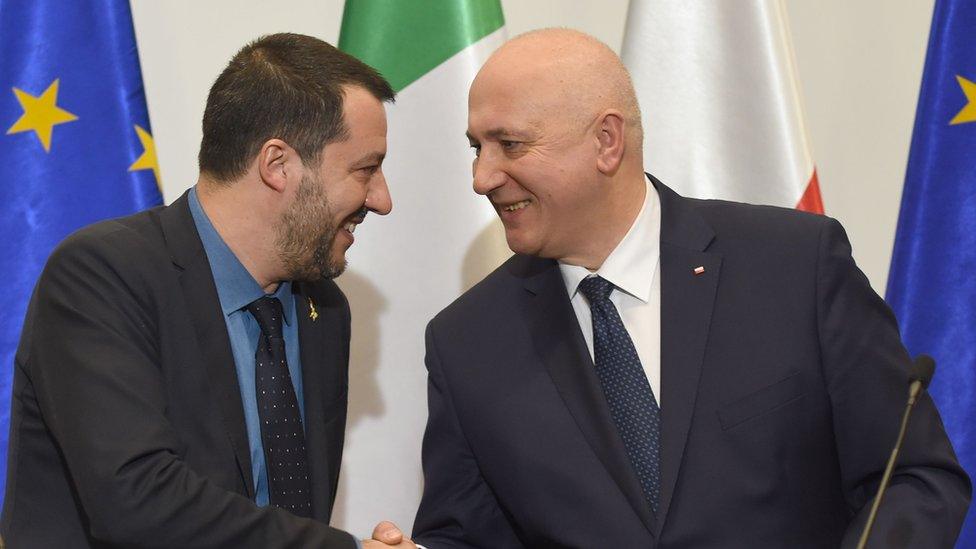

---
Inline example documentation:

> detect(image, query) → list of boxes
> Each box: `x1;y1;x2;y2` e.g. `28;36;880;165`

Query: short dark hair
198;33;395;182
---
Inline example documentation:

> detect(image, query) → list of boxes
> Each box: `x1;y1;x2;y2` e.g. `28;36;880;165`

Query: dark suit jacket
413;178;970;548
2;193;358;548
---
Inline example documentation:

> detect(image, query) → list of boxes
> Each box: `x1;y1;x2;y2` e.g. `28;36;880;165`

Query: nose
472;151;507;196
366;171;392;215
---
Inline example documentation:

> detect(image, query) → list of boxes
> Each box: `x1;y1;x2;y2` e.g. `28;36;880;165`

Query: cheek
544;188;596;240
331;181;367;214
526;154;575;193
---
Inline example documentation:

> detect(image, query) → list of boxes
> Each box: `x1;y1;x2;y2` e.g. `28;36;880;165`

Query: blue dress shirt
188;188;305;507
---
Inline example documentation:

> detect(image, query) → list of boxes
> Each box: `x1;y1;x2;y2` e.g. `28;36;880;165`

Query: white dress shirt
559;177;662;404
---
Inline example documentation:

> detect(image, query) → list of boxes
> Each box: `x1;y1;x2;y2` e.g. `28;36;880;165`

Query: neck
561;170;647;271
196;176;282;293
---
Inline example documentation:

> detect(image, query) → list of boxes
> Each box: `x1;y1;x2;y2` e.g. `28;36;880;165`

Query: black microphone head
911;354;936;390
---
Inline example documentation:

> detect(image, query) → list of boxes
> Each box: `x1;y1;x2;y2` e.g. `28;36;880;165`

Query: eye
500;140;523;153
470;144;481;157
359;165;379;175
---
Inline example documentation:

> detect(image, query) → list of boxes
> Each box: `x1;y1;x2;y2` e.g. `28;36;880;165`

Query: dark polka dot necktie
246;296;312;517
578;275;661;513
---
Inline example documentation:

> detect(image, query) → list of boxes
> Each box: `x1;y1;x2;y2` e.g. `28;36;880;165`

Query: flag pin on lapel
693;266;706;275
308;297;318;321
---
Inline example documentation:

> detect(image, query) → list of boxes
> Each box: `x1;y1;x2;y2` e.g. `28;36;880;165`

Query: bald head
473;28;643;148
466;29;649;269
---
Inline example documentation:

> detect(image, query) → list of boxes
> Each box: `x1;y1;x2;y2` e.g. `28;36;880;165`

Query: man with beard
412;29;970;547
2;33;415;549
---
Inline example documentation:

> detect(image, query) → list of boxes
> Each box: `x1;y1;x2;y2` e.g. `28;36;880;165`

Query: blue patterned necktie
578;275;661;513
247;296;312;517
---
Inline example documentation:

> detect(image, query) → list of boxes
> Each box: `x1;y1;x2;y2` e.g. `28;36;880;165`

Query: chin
290;248;347;282
504;233;543;257
327;262;347;279
328;254;348;278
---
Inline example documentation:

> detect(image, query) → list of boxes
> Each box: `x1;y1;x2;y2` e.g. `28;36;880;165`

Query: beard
274;172;346;281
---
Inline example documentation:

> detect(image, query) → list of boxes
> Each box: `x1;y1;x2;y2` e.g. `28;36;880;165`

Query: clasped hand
362;521;418;549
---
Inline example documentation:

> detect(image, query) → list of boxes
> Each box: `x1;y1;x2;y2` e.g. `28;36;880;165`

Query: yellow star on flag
950;75;976;125
128;124;161;186
6;79;79;152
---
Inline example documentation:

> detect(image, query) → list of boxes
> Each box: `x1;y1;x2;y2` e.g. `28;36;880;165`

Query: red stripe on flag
796;169;824;214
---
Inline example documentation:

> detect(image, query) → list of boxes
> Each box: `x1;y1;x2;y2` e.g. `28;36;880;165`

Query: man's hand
362;521;417;548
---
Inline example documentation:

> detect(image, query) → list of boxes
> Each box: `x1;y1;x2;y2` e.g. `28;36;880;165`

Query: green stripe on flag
339;0;504;92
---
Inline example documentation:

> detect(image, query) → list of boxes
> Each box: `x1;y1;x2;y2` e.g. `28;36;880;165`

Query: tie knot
247;296;284;338
578;275;614;303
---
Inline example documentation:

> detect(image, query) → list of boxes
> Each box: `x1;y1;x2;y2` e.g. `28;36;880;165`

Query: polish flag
622;0;823;213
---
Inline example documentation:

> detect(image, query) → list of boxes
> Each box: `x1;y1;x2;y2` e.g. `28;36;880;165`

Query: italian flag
622;0;824;213
335;0;508;535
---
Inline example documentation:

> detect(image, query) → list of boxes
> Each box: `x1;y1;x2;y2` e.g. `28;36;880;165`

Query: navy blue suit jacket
413;178;970;548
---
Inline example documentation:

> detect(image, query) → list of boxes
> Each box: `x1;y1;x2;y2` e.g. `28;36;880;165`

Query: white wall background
130;0;935;536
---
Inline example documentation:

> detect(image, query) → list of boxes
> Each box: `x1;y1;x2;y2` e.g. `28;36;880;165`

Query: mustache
350;207;368;222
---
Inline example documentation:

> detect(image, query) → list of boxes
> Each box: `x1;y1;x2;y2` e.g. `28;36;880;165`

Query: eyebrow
466;128;532;142
353;151;386;166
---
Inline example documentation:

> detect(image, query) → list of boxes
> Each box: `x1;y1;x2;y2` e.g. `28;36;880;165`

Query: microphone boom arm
855;354;935;549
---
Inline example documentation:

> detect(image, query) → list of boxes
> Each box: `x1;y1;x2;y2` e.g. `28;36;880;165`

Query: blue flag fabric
0;0;163;504
887;0;976;545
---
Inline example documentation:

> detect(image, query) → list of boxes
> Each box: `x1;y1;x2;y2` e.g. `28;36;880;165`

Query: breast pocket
717;371;807;431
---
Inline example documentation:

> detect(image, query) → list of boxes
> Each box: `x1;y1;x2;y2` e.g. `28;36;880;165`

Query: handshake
362;521;420;549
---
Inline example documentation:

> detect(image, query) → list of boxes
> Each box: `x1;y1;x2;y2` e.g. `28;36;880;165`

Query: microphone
908;354;935;401
855;354;936;549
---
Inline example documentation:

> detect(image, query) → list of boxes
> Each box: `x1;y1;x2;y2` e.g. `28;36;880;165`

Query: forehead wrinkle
477;71;592;133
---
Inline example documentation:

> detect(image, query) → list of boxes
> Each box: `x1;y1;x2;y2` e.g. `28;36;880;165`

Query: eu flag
887;0;976;545
0;0;163;504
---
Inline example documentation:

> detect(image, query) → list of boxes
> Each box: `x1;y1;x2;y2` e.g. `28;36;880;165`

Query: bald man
411;29;969;548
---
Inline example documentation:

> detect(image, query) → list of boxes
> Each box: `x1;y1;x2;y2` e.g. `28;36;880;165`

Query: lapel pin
693;266;706;275
307;297;318;321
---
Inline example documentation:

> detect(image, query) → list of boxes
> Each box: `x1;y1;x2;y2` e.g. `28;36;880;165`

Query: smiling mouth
502;200;531;212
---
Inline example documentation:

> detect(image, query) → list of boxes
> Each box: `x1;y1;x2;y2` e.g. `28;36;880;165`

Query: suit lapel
520;257;658;536
160;192;254;497
522;177;723;537
652;178;721;537
294;283;343;521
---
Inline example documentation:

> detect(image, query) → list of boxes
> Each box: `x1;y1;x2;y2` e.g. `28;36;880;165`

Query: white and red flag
622;0;823;213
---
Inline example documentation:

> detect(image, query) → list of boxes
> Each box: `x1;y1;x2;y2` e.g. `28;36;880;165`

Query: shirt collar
560;175;661;303
188;187;294;323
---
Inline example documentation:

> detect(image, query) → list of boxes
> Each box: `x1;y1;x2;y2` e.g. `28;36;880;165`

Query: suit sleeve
412;322;524;548
813;218;971;548
27;235;357;548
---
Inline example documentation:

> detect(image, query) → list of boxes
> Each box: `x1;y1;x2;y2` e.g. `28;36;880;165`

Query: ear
595;110;626;175
257;138;297;193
